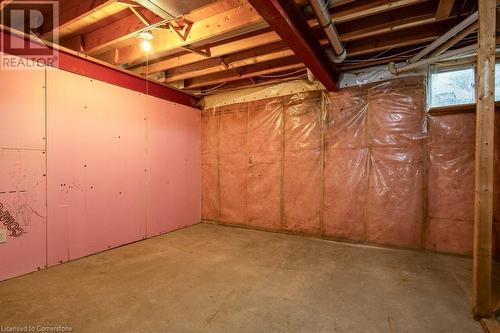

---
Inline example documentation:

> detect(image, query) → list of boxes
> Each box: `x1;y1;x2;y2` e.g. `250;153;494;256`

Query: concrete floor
0;223;483;333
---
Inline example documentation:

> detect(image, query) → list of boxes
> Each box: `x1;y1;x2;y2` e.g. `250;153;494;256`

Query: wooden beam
124;0;425;73
164;42;291;83
116;0;140;7
60;34;84;52
144;17;459;87
84;8;165;54
130;6;151;26
480;318;500;333
345;20;454;57
85;0;243;55
247;0;338;90
338;2;463;42
183;56;304;89
115;3;267;66
436;0;455;20
473;0;496;320
325;0;427;24
99;48;120;64
42;0;116;39
430;21;478;56
132;3;467;78
163;15;447;84
132;30;282;74
201;68;308;94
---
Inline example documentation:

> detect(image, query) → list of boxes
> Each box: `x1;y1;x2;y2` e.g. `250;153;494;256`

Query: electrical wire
258;68;307;78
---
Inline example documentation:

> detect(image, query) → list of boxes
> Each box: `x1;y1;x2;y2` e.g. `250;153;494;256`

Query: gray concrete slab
0;223;482;332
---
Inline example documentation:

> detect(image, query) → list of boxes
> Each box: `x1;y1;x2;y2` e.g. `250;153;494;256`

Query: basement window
429;65;475;108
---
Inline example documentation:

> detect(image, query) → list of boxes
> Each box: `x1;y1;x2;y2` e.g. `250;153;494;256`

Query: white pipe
390;44;477;75
309;0;346;63
408;11;478;64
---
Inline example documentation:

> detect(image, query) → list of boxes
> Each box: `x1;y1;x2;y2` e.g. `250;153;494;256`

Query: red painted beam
0;30;200;108
248;0;338;91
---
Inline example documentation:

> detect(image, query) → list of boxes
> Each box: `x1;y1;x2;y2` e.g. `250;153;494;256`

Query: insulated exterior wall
202;76;499;257
0;57;201;281
283;94;322;234
366;79;425;248
426;113;500;258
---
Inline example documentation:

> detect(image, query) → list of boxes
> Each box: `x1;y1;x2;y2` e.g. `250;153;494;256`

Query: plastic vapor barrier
202;76;500;258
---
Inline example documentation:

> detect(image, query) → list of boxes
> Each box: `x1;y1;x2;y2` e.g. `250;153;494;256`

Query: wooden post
473;0;495;320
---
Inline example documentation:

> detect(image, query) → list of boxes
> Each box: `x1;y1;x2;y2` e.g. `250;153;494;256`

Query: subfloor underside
0;223;484;332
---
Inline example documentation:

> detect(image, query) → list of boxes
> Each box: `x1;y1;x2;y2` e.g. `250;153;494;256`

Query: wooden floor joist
183;56;304;89
123;0;432;72
22;0;482;93
114;2;268;66
134;10;465;85
473;0;496;320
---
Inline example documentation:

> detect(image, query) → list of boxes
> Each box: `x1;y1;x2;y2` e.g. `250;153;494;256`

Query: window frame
427;63;477;110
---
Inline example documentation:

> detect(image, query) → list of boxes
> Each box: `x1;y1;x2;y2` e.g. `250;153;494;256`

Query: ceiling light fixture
139;31;154;41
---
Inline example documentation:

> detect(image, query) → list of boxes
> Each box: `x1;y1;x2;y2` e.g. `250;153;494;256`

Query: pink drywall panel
427;144;475;221
367;147;424;248
0;150;46;280
324;148;369;241
0;56;45;150
146;96;201;236
426;218;473;255
283;149;321;234
46;69;147;265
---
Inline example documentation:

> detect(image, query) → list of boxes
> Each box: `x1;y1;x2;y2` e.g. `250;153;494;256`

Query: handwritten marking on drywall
0;202;24;237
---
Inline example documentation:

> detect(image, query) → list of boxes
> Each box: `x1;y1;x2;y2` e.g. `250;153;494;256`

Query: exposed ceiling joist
133;0;217;19
165;42;292;83
184;55;304;89
247;0;338;91
84;8;165;54
436;0;455;19
145;7;467;85
42;0;117;40
346;19;459;57
132;0;444;77
176;17;463;91
111;2;267;66
81;0;244;56
132;30;281;74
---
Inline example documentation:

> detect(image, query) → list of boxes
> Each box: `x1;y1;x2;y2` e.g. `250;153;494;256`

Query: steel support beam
247;0;338;91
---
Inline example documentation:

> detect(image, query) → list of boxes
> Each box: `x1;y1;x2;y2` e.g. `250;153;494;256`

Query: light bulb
141;40;152;52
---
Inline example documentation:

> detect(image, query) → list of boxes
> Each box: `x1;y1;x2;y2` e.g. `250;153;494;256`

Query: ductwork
309;0;346;63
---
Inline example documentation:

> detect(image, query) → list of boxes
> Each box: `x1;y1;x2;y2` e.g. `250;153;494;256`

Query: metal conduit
309;0;346;63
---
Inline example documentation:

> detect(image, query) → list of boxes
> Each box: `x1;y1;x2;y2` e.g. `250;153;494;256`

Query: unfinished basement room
0;0;499;332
